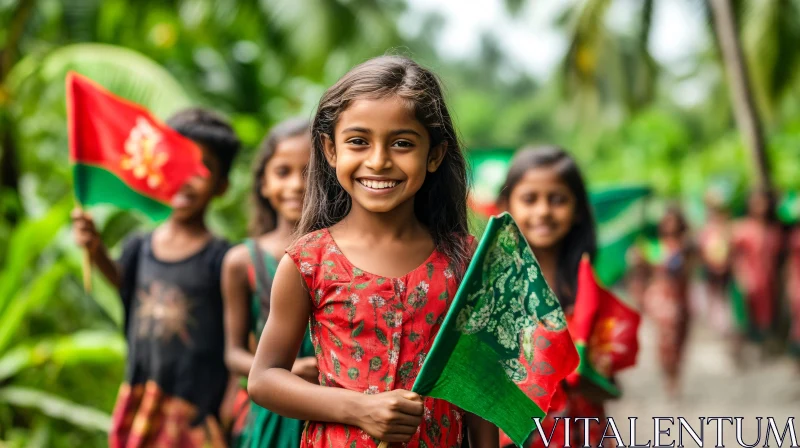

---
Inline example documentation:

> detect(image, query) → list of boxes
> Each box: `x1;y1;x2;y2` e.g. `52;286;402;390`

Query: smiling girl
247;56;498;448
222;118;317;447
498;146;620;448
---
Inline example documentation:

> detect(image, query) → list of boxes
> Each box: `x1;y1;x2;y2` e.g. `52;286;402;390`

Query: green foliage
2;0;800;444
0;204;123;446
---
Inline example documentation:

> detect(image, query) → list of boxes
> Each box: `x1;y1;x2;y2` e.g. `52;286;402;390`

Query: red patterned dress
287;229;468;448
731;219;783;338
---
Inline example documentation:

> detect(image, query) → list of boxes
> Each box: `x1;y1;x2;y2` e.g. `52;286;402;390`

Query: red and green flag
67;72;208;221
565;256;640;397
411;212;579;447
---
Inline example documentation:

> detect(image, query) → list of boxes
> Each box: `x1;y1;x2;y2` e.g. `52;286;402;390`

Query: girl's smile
262;133;311;223
506;167;577;251
323;96;443;215
356;177;402;192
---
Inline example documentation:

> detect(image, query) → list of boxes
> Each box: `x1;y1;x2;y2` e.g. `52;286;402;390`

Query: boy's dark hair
497;146;597;308
298;55;470;277
166;108;240;179
250;117;311;237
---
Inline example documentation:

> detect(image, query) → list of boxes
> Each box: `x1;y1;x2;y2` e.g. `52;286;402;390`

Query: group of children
73;55;627;448
623;186;800;404
701;189;800;362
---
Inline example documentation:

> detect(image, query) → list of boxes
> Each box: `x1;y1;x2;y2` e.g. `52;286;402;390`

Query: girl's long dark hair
297;55;470;275
497;146;597;307
658;204;688;238
249;117;310;237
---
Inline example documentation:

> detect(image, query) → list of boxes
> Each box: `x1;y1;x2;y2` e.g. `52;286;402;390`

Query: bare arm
465;413;499;448
248;255;424;442
222;245;256;378
72;208;121;288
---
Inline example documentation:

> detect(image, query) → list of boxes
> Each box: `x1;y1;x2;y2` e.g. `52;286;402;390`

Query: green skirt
235;332;315;448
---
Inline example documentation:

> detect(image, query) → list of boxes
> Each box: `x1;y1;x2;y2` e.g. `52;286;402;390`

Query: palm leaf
0;386;111;433
742;0;800;122
7;43;191;119
0;330;125;383
0;198;71;317
0;262;70;354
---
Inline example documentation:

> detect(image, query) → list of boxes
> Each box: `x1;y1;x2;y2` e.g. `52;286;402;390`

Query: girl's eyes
346;137;368;146
519;192;570;205
274;166;290;177
392;140;414;148
343;138;415;148
549;193;568;205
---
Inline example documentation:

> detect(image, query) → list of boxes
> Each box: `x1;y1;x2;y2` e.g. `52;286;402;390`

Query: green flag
590;186;652;285
778;191;800;224
412;213;579;447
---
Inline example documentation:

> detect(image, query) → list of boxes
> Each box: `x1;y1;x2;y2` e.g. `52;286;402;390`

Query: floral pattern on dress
287;229;470;448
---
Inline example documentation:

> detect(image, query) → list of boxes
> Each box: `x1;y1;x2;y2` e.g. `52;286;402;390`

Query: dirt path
606;316;800;447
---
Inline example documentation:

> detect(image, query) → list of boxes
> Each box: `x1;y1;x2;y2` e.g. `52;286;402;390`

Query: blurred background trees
1;0;799;445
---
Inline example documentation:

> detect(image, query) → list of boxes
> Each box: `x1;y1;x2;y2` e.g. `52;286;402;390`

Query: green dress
235;239;315;448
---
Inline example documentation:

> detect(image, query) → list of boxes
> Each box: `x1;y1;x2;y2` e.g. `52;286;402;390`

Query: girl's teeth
361;180;397;189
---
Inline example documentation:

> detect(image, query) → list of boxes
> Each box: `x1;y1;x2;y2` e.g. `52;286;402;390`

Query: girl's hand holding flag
358;390;423;443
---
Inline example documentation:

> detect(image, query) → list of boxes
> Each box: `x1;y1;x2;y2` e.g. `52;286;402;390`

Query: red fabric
67;72;208;204
787;230;800;352
500;292;619;448
109;381;226;448
568;257;640;384
731;220;783;333
286;230;467;448
643;242;690;378
499;384;610;448
515;319;580;415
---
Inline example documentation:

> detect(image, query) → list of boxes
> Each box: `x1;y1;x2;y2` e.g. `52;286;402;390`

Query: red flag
67;72;208;221
566;255;641;396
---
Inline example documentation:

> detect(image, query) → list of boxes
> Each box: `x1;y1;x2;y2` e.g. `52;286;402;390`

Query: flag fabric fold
67;72;208;221
565;256;641;397
590;186;652;286
411;212;579;447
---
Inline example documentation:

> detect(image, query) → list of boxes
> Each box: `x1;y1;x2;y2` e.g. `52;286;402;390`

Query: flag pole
83;247;92;292
377;441;388;448
76;203;92;293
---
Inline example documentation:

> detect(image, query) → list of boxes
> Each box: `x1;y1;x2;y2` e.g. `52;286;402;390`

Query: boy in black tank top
72;108;240;447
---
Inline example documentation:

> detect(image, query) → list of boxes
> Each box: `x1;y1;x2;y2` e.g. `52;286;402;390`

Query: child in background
731;189;784;349
247;55;498;448
498;146;620;448
642;207;693;399
72;108;240;447
698;190;733;334
787;226;800;367
222;117;317;447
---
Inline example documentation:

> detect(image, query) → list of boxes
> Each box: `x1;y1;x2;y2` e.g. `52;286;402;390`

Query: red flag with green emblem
67;72;208;221
565;256;640;397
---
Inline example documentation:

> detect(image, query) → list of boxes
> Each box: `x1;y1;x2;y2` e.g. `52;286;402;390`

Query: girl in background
698;190;733;334
641;207;693;399
786;226;800;367
221;118;317;447
498;146;615;448
731;189;783;351
247;56;498;447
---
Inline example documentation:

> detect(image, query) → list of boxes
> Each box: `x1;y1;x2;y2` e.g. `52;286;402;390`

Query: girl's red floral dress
287;229;470;448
